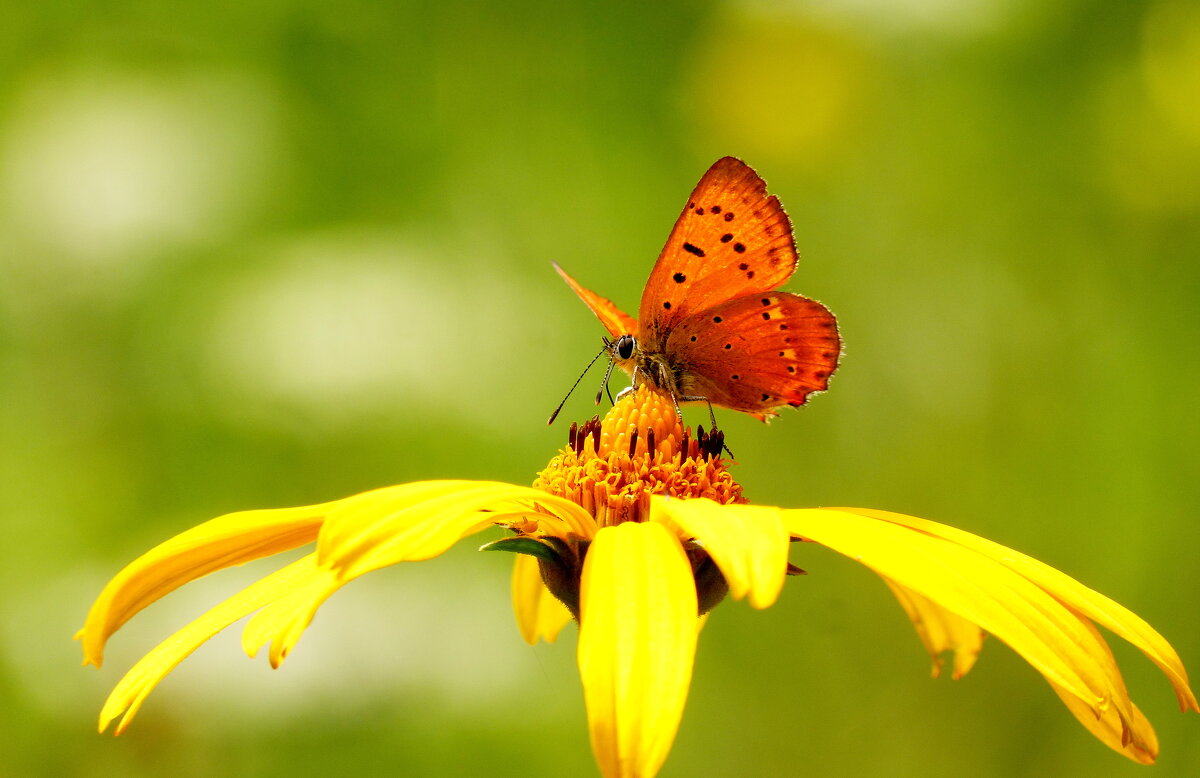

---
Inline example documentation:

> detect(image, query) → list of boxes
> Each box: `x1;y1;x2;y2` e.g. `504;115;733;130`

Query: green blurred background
3;0;1197;775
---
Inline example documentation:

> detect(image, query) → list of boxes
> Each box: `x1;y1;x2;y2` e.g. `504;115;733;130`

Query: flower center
533;385;745;528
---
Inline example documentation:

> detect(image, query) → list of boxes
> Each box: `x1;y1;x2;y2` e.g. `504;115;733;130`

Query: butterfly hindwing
665;291;840;417
638;157;798;349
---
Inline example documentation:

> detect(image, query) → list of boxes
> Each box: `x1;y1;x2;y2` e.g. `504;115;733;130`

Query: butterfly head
613;334;636;363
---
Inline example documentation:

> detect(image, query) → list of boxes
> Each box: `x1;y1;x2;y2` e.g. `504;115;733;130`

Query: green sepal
479;536;560;563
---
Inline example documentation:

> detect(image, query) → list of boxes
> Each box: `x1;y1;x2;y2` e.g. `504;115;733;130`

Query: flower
78;384;1196;776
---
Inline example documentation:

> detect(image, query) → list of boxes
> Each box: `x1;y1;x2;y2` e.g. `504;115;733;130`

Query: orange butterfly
556;157;840;422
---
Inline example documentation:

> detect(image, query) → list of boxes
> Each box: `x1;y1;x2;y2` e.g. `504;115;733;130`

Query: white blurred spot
207;231;528;427
739;0;1018;37
166;559;538;725
0;68;280;272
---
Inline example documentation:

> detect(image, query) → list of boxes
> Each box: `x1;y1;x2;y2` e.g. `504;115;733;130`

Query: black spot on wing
733;243;746;253
683;242;705;257
673;272;686;283
721;233;733;243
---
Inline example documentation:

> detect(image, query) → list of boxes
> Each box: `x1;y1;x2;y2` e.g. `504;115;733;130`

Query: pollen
534;385;745;527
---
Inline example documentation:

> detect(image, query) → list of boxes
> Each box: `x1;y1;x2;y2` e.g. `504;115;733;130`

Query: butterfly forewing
637;157;798;349
553;262;637;339
666;291;840;417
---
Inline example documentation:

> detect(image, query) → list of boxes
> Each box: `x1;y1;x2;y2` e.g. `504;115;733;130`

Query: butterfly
554;156;841;422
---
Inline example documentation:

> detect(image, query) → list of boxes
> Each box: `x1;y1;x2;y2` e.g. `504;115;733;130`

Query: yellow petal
835;506;1199;713
1052;614;1160;761
652;498;788;609
97;555;321;735
882;578;983;679
241;565;341;668
77;501;332;667
1053;683;1158;764
885;578;1160;761
783;509;1142;754
511;554;573;645
242;483;591;662
318;481;595;578
577;522;698;778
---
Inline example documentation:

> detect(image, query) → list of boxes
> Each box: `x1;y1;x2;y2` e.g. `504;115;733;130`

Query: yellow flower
78;384;1196;776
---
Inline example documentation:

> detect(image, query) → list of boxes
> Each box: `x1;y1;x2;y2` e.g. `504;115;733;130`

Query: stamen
533;384;745;527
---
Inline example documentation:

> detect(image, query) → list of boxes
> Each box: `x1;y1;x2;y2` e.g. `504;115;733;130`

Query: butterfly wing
554;261;638;340
638;157;798;348
665;291;840;420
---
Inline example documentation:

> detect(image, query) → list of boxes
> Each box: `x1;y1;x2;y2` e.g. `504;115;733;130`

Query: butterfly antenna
594;344;620;406
548;341;612;425
703;398;719;431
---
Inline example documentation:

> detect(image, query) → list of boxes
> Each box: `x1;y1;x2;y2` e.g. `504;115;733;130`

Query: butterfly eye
615;335;636;360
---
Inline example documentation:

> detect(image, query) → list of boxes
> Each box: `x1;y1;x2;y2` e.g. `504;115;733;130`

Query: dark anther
647;427;656;457
707;428;726;461
628;428;639;457
568;421;578;453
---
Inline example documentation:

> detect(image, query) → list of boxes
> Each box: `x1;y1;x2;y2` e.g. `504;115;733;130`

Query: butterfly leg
679;394;735;459
679;395;719;432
